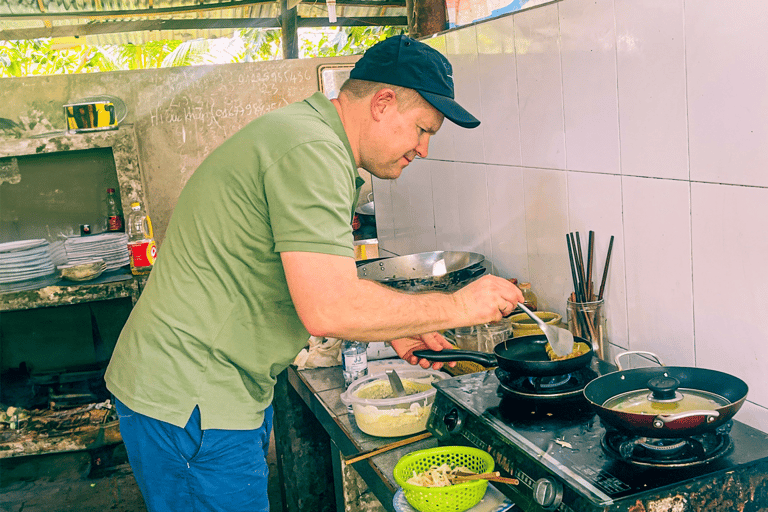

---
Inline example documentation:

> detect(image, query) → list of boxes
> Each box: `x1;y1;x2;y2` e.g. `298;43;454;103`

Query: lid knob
647;376;680;401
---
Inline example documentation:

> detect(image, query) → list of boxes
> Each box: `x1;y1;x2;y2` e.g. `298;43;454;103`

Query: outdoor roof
0;0;407;44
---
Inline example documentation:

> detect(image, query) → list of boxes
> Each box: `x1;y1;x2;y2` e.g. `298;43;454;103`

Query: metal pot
355;201;374;216
357;251;486;292
583;351;748;438
414;334;594;377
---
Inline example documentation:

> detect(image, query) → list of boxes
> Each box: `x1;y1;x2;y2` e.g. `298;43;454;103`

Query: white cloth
293;336;343;370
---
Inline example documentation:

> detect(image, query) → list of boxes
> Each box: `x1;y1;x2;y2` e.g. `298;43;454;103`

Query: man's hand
390;332;457;370
451;275;525;324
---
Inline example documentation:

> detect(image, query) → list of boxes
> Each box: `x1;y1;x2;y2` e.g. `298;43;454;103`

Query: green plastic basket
393;446;495;512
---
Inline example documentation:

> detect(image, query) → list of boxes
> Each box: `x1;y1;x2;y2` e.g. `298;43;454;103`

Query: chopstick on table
451;471;520;485
344;432;432;464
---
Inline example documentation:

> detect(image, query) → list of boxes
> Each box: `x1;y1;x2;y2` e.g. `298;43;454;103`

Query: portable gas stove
426;360;768;512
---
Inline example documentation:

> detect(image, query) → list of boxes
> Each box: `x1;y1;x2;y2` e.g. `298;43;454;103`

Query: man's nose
415;135;430;158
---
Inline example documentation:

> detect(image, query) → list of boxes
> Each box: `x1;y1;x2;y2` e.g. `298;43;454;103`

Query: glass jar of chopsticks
566;299;607;359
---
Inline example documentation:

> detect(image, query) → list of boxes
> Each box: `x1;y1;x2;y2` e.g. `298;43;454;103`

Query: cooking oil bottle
127;202;157;275
519;282;538;311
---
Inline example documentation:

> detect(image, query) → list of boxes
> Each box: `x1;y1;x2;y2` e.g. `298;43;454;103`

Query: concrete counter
273;364;438;512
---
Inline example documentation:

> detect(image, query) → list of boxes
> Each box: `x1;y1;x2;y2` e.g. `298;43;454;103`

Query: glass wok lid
601;375;731;414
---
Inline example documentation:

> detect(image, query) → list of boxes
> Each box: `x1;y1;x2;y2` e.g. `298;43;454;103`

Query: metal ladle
386;369;406;398
516;302;575;357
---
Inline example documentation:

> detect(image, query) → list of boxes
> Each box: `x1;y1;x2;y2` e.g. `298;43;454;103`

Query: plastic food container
340;368;448;437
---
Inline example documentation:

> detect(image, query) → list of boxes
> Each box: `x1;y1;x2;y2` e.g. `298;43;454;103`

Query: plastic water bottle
127;202;157;275
341;340;368;388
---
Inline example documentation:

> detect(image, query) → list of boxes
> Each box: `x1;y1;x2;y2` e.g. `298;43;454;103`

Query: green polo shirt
105;93;361;430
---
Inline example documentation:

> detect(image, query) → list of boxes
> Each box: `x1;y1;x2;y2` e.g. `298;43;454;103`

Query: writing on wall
132;58;352;243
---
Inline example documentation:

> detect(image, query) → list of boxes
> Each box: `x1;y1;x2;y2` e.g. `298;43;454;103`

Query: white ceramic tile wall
614;0;688;180
486;165;528;278
566;171;628;350
686;0;768;187
476;17;522;167
559;0;620;174
432;161;493;256
621;176;695;365
445;28;485;164
392;159;438;254
373;0;768;431
514;3;566;169
521;168;571;313
691;182;768;410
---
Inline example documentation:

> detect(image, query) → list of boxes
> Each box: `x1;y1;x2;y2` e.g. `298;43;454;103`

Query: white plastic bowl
58;258;106;281
340;368;448;437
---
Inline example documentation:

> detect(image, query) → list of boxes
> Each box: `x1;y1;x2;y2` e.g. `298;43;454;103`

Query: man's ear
370;88;397;122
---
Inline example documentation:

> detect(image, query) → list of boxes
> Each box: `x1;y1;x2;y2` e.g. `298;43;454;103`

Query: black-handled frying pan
414;334;593;377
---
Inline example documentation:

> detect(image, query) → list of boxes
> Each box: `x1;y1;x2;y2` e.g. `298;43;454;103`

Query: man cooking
105;35;523;512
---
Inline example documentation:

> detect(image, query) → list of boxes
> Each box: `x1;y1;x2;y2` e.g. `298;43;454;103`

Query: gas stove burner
638;438;688;454
531;373;571;389
495;366;598;401
602;428;732;468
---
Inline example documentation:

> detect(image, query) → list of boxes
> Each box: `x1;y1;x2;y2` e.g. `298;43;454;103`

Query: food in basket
545;341;590;361
394;446;494;512
406;464;473;487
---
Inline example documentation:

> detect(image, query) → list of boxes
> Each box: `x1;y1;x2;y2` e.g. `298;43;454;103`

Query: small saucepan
583;351;748;438
414;334;594;377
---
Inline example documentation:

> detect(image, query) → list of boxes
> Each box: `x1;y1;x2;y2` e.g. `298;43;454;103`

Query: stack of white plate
0;239;57;284
64;233;130;271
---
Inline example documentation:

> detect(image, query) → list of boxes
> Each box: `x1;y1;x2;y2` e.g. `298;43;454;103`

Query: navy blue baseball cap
349;35;480;129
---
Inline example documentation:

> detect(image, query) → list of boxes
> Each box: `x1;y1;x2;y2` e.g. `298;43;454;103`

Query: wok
414;334;594;377
357;251;486;292
583;351;748;438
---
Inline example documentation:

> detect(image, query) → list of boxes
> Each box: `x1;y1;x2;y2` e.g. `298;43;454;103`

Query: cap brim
418;90;480;129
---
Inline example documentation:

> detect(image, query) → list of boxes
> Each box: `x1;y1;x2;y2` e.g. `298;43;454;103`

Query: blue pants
115;399;273;512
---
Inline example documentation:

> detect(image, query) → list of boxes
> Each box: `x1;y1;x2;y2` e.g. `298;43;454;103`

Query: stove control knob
443;408;464;433
533;478;563;510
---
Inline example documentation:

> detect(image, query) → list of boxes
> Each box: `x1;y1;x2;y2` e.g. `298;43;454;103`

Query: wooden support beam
280;0;299;59
406;0;445;39
0;17;407;42
0;0;406;20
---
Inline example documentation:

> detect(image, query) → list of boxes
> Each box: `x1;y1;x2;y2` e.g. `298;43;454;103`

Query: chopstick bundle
566;232;614;355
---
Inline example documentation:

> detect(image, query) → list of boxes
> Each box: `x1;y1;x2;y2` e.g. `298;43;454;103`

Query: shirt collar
304;92;359;185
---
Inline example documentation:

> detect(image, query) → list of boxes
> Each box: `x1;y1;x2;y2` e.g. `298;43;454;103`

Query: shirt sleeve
264;139;356;257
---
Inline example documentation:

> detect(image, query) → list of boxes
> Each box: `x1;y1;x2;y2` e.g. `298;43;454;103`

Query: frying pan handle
413;349;497;367
653;410;720;429
614;351;665;370
465;265;487;279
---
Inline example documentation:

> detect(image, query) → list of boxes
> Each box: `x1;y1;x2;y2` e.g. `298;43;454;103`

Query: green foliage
0;26;406;77
301;26;403;58
236;29;283;62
